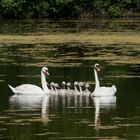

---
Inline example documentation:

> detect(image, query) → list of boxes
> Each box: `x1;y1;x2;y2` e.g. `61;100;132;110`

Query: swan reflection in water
91;96;116;131
9;94;50;123
49;91;90;110
9;91;116;128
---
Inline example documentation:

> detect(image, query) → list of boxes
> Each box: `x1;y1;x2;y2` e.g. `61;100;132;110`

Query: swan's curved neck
41;72;49;93
94;69;100;90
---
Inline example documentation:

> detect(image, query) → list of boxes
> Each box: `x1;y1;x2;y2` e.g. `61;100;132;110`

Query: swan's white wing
92;85;116;97
99;86;116;96
15;84;44;94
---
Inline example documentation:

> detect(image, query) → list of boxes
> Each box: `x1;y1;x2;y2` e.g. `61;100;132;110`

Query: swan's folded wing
15;84;44;94
99;86;116;96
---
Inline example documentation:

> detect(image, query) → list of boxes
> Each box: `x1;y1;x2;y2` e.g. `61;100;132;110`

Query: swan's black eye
96;65;99;68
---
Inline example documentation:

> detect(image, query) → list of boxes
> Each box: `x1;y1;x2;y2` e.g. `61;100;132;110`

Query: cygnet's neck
41;72;49;93
74;85;78;93
94;69;100;91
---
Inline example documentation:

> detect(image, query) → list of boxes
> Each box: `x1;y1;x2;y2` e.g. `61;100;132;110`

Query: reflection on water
4;93;117;139
9;94;50;124
0;19;140;139
0;19;139;35
92;96;116;131
50;93;90;109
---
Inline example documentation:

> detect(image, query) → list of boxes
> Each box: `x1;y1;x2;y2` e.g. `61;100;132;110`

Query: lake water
0;18;140;140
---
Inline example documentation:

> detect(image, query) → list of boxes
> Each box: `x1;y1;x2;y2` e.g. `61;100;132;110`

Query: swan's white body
91;63;116;97
8;67;50;95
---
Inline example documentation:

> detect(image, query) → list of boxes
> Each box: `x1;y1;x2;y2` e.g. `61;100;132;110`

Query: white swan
91;63;116;97
8;67;50;95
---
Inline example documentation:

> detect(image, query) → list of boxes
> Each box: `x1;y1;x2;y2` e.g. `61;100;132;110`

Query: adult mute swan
8;67;50;95
91;63;116;97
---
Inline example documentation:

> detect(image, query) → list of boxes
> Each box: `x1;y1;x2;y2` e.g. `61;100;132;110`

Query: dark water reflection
0;19;140;139
0;18;140;35
5;94;117;140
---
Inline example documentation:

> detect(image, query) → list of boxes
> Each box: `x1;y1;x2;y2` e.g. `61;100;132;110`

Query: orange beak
96;67;101;72
46;71;49;76
44;70;50;76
